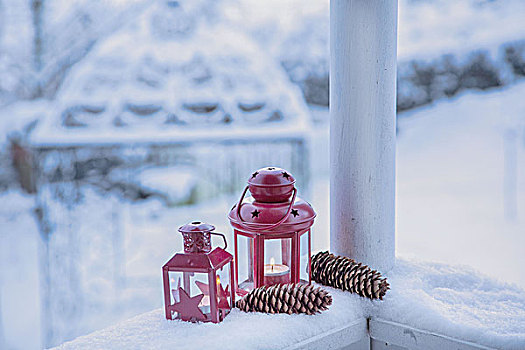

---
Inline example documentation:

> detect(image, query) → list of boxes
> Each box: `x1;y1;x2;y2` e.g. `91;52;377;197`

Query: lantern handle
235;186;297;231
210;232;228;250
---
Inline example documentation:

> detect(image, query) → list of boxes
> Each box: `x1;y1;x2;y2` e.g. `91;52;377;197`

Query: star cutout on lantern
195;280;210;295
171;287;206;322
291;209;299;217
251;171;259;178
195;280;230;309
282;171;291;180
217;284;230;309
251;209;261;218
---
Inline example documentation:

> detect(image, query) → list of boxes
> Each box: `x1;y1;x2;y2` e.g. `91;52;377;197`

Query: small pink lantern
162;221;235;323
228;167;316;295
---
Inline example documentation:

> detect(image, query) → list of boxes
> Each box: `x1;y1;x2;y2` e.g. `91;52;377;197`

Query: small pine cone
311;251;389;300
236;283;332;315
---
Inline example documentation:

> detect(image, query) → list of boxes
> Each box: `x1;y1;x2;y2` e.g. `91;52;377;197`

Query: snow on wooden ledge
53;259;525;350
50;283;368;350
377;259;525;350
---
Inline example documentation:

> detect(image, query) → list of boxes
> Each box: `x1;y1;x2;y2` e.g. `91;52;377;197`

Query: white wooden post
330;0;398;272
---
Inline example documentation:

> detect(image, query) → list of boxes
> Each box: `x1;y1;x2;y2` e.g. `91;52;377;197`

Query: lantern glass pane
264;237;292;285
168;270;211;319
300;230;310;282
237;234;255;292
216;264;232;309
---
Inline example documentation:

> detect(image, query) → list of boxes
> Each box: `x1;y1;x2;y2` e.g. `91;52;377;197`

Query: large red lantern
228;167;316;295
162;222;235;323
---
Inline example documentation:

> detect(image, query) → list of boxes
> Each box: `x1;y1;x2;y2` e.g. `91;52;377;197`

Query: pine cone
236;283;332;315
311;251;389;300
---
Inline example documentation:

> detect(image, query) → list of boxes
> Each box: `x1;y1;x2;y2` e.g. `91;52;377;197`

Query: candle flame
216;276;221;286
270;257;275;272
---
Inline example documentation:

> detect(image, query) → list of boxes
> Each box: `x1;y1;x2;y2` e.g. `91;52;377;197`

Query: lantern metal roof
178;221;215;234
163;248;232;272
229;167;316;235
247;166;296;187
229;196;316;234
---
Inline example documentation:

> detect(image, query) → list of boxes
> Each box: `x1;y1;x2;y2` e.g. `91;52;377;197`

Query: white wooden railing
285;317;493;350
284;318;494;350
329;1;492;349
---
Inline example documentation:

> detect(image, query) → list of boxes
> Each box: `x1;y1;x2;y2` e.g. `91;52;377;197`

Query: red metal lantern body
162;222;235;323
228;167;316;295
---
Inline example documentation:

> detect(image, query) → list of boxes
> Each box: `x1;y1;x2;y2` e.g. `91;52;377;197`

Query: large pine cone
311;251;389;300
236;283;332;315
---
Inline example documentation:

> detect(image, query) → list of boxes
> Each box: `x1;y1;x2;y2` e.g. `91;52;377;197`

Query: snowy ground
396;83;525;288
2;83;525;348
0;191;41;349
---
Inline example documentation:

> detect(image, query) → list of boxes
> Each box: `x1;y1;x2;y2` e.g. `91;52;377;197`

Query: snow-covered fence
33;138;309;204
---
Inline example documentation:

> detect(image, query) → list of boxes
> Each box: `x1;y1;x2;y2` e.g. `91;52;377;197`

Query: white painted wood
369;318;495;350
344;336;370;350
370;338;406;350
284;319;368;350
330;0;398;272
284;317;497;350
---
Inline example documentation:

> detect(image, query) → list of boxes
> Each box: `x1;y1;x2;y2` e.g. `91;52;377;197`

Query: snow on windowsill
52;259;525;350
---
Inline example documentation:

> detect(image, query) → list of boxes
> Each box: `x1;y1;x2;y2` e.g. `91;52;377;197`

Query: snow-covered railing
52;259;524;350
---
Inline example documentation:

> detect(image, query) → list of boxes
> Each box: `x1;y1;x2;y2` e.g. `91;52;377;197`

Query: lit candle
264;257;290;285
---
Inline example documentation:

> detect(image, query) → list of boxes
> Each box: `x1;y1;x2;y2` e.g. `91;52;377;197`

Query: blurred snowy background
0;0;525;348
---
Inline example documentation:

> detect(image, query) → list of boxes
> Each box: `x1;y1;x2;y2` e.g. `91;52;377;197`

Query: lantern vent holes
282;171;291;179
251;171;258;178
191;221;201;224
267;167;275;170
